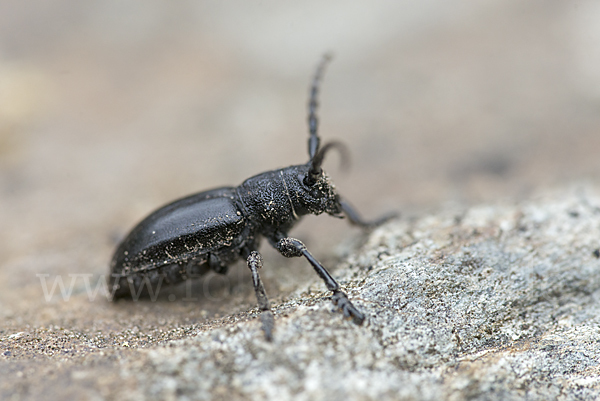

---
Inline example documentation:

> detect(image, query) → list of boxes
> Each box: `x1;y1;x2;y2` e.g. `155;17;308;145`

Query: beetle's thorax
236;164;341;231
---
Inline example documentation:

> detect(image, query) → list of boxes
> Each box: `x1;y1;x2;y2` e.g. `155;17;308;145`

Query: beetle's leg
276;237;365;325
339;198;398;229
208;253;229;275
246;251;274;341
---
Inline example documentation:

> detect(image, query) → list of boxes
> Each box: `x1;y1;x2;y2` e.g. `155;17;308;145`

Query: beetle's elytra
109;55;395;340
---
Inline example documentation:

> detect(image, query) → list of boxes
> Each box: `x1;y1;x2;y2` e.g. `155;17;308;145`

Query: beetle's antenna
308;53;333;160
305;141;349;186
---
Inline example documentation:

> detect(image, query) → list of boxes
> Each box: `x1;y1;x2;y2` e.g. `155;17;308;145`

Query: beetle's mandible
109;55;395;340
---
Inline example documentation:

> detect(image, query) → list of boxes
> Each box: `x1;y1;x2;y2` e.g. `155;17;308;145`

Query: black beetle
109;55;395;340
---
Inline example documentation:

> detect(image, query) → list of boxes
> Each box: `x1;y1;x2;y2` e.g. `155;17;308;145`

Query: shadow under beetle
109;55;395;340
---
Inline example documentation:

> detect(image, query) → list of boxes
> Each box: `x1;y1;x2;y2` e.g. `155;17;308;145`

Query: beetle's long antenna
308;53;333;160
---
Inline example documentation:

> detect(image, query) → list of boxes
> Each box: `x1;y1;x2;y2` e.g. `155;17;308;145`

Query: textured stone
107;184;600;401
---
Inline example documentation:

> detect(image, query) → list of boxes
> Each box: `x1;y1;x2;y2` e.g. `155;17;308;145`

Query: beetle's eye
303;166;322;187
303;175;316;187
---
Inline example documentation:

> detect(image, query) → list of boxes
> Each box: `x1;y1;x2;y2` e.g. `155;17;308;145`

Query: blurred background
1;0;600;348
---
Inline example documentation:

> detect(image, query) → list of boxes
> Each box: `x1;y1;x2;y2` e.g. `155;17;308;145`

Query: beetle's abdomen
110;188;251;299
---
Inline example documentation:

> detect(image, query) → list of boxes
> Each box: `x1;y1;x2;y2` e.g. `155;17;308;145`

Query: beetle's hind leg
339;198;398;229
276;237;365;325
246;251;275;341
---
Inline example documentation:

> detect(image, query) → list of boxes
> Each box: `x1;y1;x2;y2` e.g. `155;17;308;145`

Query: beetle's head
296;168;342;217
288;142;347;218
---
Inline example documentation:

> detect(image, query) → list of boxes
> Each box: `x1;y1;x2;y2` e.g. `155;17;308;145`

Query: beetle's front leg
276;237;365;325
246;251;274;341
339;198;397;229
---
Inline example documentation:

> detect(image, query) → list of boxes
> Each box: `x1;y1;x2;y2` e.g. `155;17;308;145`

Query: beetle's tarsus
260;311;275;342
246;251;274;341
332;290;365;325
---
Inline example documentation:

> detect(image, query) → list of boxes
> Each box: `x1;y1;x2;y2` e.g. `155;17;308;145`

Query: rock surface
114;185;600;401
5;185;598;400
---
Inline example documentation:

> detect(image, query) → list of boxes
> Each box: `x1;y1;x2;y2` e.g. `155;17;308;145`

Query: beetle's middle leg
208;253;229;275
275;237;365;325
246;251;274;341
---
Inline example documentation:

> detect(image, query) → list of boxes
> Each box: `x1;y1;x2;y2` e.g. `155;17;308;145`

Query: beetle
109;55;395;340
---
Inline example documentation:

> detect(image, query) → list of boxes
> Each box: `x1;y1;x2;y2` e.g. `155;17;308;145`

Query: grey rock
115;185;600;401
